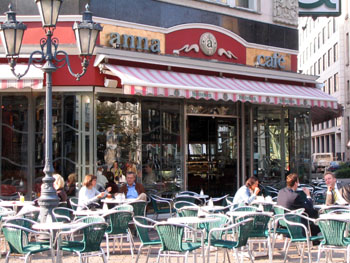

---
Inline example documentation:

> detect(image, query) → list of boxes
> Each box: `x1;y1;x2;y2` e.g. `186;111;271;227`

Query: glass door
187;116;237;196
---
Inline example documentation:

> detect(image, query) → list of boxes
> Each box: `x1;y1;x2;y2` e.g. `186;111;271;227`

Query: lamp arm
9;50;45;80
53;50;89;81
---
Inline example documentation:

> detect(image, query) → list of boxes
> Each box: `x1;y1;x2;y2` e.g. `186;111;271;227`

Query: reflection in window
142;100;182;196
35;95;83;192
0;96;28;197
96;97;141;183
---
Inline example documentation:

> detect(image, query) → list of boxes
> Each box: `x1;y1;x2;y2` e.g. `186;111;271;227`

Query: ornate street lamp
0;1;102;222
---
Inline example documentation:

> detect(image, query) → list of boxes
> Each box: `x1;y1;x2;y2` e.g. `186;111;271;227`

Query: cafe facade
0;5;339;198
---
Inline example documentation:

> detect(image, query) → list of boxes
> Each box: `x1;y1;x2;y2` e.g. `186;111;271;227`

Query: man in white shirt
324;172;349;205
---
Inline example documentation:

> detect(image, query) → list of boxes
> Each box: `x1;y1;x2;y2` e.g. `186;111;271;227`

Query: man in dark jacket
277;173;319;236
119;171;147;201
277;173;318;218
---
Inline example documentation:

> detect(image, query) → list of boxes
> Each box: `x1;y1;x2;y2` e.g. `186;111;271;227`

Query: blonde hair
83;174;97;188
67;173;77;184
53;173;65;190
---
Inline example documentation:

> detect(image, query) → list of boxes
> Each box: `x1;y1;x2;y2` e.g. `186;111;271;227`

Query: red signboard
165;28;246;65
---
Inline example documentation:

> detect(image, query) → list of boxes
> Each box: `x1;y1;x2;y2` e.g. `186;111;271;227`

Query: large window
96;96;142;183
141;100;183;195
0;96;28;198
200;0;258;11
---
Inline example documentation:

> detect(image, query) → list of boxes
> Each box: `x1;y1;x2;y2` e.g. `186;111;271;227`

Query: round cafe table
73;209;106;217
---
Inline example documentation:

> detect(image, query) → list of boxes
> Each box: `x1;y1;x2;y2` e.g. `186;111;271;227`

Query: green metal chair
3;222;54;263
272;205;305;251
53;207;75;223
102;210;134;258
251;202;274;212
149;194;175;219
129;200;147;217
56;222;108;263
174;201;199;217
200;214;230;243
154;222;204;263
316;217;350;263
173;195;203;206
318;205;350;214
74;215;105;224
133;216;162;263
283;213;323;263
69;197;80;211
206;217;254;263
111;204;134;211
237;212;274;263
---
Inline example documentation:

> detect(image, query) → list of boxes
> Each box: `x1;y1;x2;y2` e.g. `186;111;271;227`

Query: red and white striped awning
103;64;338;109
0;64;43;90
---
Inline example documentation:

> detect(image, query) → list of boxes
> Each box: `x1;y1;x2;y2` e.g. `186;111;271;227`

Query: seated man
324;172;350;205
119;171;147;201
277;173;318;218
277;173;319;236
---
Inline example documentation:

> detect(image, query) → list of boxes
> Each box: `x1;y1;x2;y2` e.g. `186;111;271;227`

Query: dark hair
286;173;299;187
126;171;136;177
245;176;258;188
105;171;114;182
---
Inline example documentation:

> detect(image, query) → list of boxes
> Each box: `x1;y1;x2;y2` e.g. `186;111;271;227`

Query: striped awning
103;64;338;109
0;64;43;90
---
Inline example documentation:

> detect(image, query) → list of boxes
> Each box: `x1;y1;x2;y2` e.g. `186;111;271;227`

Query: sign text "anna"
109;33;160;53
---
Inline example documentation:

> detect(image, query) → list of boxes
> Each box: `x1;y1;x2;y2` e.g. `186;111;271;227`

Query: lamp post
0;1;102;222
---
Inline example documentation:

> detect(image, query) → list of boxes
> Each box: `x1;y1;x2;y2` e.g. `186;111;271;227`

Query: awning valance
102;64;338;109
0;64;43;90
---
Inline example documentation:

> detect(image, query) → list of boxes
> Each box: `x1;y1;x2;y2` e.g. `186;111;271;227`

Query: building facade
298;1;350;161
0;0;337;199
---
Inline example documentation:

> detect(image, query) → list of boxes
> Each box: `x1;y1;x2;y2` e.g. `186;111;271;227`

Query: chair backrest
252;202;274;212
174;201;197;210
133;216;158;244
211;194;229;206
273;205;291;228
283;213;308;241
2;223;29;254
317;218;348;246
80;222;108;253
233;206;258;212
74;216;105;224
103;210;133;235
178;206;199;217
111;204;134;212
149;194;172;214
155;222;187;252
69;197;82;211
319;206;350;214
173;195;202;205
129;200;147;217
201;214;230;241
178;191;198;196
237;212;272;238
233;218;255;248
21;210;40;222
4;217;37;229
53;207;74;222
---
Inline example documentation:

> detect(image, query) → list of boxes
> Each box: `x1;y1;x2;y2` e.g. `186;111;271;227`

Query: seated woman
233;176;260;206
53;173;67;202
65;173;77;197
78;174;111;210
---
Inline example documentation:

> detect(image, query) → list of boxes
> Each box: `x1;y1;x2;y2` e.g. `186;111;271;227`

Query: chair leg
105;233;110;259
316;245;322;263
347;246;350;263
24;253;31;263
128;230;135;257
78;252;82;263
101;248;107;263
136;244;144;263
226;249;231;263
145;246;152;263
4;251;10;263
267;236;273;263
283;240;291;263
156;250;161;263
306;240;312;263
50;247;55;263
299;243;305;263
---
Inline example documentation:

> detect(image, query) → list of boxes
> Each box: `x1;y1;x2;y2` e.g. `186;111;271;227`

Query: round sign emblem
199;33;217;56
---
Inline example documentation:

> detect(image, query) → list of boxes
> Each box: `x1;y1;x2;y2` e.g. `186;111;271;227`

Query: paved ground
1;231;347;263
